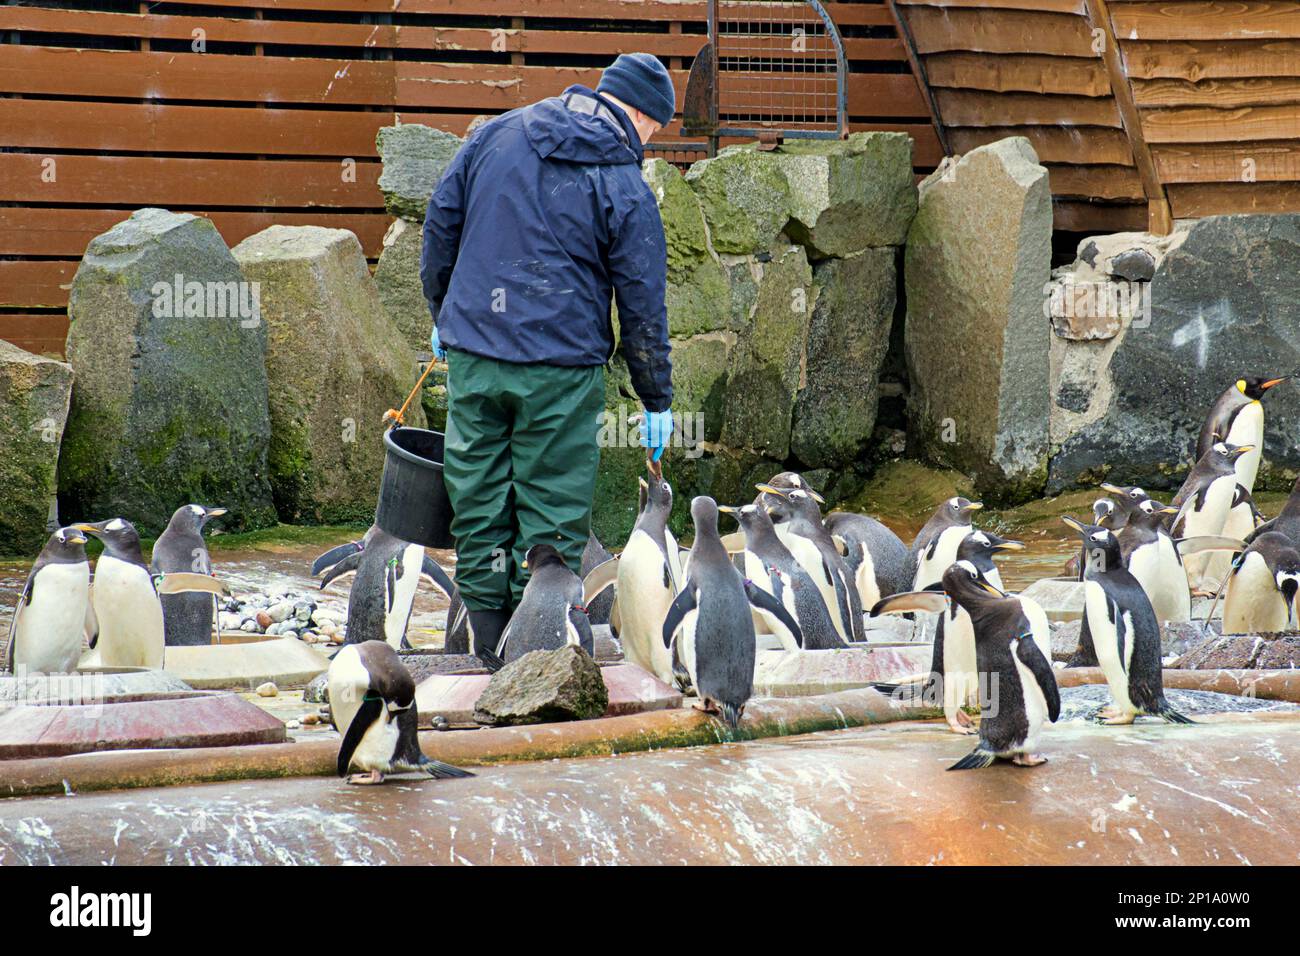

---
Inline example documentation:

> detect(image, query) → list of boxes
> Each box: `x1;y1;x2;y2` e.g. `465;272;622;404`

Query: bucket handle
384;358;448;430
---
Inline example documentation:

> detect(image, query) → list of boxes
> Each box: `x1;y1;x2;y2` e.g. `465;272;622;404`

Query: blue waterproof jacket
420;86;673;412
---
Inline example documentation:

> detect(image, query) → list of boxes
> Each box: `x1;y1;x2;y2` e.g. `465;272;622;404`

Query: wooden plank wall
893;0;1300;232
0;0;939;357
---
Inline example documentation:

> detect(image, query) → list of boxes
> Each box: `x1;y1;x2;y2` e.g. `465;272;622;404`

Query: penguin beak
1100;482;1124;495
1231;445;1255;459
754;483;787;499
66;533;87;546
72;521;104;537
1262;377;1286;391
717;505;739;514
978;580;1003;596
992;540;1025;553
204;507;228;518
1062;516;1086;535
1159;505;1179;516
808;489;826;505
638;477;648;492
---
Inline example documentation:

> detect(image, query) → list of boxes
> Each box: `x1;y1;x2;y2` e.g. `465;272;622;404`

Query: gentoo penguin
872;534;1048;737
315;524;457;656
881;563;1058;769
720;502;845;651
1068;497;1122;580
580;532;615;628
150;504;226;646
5;528;90;675
910;497;983;591
662;497;801;728
328;640;474;785
823;511;912;610
1171;441;1253;591
754;483;864;642
1098;483;1151;531
1222;532;1300;635
1119;499;1190;624
495;544;594;665
75;518;224;669
613;460;685;685
1248;473;1300;545
1063;518;1192;725
1205;483;1262;588
1196;376;1285;491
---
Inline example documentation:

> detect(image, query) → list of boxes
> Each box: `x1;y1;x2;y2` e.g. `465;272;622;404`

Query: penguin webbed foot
1011;753;1048;767
347;771;385;786
1102;712;1137;725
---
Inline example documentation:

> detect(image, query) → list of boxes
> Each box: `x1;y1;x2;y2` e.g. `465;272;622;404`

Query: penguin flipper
154;572;229;596
1176;535;1246;556
419;555;455;599
1015;633;1060;723
319;551;364;591
608;595;621;638
5;576;33;672
581;556;619;606
870;591;949;616
718;531;747;555
947;748;997;771
744;579;804;649
337;695;384;777
662;583;699;649
312;541;363;577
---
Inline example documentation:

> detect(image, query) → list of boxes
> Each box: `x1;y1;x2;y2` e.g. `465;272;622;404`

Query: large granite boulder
773;132;917;257
473;645;608;725
720;243;813;460
375;124;463;222
904;138;1053;502
232;226;426;523
685;145;793;255
1048;215;1300;492
0;342;73;555
791;249;896;468
643;159;730;337
374;218;431;354
58;208;275;534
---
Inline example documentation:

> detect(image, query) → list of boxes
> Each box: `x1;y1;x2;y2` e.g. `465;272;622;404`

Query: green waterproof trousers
443;348;605;611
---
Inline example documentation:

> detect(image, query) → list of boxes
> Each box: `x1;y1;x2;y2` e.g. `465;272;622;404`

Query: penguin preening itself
328;640;474;785
75;518;225;669
150;504;226;646
1222;532;1300;635
872;534;1047;737
495;544;594;665
754;483;864;643
720;501;845;651
612;460;685;686
911;497;983;591
880;564;1058;769
663;497;802;728
1064;518;1192;725
1098;483;1151;531
1197;376;1285;492
1171;441;1254;592
822;511;912;612
5;528;90;675
315;524;457;656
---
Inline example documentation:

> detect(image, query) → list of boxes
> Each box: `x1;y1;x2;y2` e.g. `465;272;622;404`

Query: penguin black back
498;543;593;663
151;504;226;646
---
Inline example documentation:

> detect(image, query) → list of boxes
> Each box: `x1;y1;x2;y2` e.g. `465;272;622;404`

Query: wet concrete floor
3;714;1297;865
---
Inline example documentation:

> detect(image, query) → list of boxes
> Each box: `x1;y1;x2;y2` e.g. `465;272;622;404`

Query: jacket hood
523;86;643;166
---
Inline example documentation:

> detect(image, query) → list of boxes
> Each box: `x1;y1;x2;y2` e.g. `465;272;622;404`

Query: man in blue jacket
421;53;675;661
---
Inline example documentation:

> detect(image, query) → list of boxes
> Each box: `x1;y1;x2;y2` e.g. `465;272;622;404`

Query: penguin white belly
1226;402;1263;493
1009;637;1048;755
383;544;424;649
616;530;676;683
1223;553;1288;634
350;711;400;773
777;525;844;640
1205;503;1254;592
985;565;1004;593
1181;479;1236;589
852;544;881;614
13;563;90;674
1020;595;1052;663
92;558;164;668
327;644;367;736
1129;538;1190;624
665;530;684;591
941;607;979;720
678;608;700;690
743;553;799;651
913;525;967;591
1084;582;1136;715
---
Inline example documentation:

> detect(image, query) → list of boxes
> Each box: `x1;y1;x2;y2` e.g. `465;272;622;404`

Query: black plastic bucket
375;427;455;550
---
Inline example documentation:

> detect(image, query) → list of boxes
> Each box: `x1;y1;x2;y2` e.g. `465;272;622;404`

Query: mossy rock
0;342;73;555
58;208;276;536
376;124;463;222
374;218;432;354
685;145;793;255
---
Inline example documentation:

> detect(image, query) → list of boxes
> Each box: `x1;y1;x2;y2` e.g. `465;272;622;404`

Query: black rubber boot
467;608;511;673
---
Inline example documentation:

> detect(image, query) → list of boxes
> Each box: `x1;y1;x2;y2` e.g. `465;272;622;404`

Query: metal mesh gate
683;0;848;152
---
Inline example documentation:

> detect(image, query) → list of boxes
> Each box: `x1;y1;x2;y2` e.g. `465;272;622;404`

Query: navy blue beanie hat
597;53;676;127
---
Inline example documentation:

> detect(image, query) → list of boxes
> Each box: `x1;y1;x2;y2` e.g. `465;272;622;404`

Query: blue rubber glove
430;325;447;361
639;408;674;462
